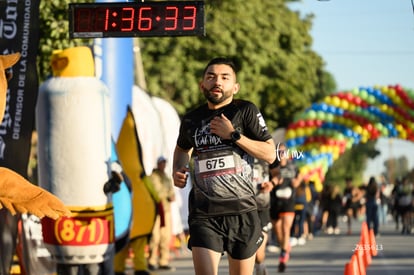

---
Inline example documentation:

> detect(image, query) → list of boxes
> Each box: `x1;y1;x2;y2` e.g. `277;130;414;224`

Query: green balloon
316;111;326;120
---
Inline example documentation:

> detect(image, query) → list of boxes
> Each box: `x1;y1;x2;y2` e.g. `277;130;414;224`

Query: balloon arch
283;84;414;190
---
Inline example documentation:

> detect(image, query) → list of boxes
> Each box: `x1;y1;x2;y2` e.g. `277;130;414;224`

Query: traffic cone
362;242;372;267
359;234;372;267
344;254;360;275
355;249;366;275
360;222;369;246
369;228;378;257
359;222;371;267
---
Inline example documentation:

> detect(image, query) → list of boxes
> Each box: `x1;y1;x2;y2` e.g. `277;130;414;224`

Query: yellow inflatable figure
114;108;159;275
0;53;70;220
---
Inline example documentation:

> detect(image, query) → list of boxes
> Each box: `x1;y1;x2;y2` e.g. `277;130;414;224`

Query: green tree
37;0;92;80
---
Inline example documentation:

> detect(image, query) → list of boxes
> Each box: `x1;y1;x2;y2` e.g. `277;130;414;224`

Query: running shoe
278;252;289;272
278;262;286;273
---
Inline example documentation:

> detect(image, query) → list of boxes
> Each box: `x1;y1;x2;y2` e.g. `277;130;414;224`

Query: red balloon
345;93;354;102
305;119;315;127
297;120;306;128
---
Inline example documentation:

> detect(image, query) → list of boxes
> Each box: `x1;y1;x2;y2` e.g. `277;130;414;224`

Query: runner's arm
172;145;192;188
234;136;276;164
210;113;276;164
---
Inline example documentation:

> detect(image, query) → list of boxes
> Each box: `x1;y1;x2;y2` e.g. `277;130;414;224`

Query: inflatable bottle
36;46;114;264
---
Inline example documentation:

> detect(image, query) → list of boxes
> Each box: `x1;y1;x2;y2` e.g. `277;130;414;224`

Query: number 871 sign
42;209;114;246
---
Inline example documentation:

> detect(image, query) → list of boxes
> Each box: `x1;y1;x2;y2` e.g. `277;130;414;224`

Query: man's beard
203;87;232;105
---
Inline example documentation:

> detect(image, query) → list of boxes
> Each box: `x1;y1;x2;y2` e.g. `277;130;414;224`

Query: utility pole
133;38;148;91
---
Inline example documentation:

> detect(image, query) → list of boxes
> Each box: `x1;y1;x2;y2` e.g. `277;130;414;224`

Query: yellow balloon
300;166;309;175
314;180;323;193
407;122;414;132
361;135;368;143
305;127;316;136
388;87;396;97
340;99;349;110
332;96;340;107
362;129;370;138
381;86;389;95
399;129;407;139
393;96;401;105
332;151;339;160
286;130;296;139
353;125;363;134
295;128;304;138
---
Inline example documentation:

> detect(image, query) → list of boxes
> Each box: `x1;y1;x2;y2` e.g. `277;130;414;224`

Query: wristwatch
230;130;241;143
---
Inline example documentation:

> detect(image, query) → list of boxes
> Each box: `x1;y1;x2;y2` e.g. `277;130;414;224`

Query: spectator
148;156;176;271
303;180;319;240
394;176;413;235
291;182;307;246
378;175;392;225
365;176;380;236
342;177;363;235
324;185;343;235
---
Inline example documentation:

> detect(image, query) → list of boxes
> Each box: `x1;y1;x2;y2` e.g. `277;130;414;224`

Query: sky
288;0;414;181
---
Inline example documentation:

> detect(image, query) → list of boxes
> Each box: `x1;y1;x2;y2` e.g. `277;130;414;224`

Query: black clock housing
69;1;205;38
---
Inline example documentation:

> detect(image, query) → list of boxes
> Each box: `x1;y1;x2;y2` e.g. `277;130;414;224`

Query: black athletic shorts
188;210;263;260
270;198;295;220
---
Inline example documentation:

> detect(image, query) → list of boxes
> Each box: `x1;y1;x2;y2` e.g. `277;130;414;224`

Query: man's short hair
203;57;238;76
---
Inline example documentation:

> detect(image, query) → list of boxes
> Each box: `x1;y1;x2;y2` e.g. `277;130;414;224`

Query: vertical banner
0;0;40;176
0;0;41;274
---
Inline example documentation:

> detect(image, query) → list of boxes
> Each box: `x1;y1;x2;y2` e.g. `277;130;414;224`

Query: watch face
231;131;241;141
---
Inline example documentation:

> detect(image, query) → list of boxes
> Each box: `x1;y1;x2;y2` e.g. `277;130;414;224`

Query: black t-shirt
177;99;272;217
270;161;299;202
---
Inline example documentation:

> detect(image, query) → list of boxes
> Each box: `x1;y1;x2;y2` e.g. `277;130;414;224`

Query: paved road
144;217;414;275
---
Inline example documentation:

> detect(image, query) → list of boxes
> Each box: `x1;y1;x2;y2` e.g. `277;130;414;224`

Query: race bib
199;155;235;173
196;151;242;177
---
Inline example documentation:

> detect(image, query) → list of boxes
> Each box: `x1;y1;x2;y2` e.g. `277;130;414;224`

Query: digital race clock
69;1;205;38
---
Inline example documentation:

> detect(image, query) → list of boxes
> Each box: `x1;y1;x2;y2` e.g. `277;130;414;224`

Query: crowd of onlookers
265;174;414;251
168;172;414;269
